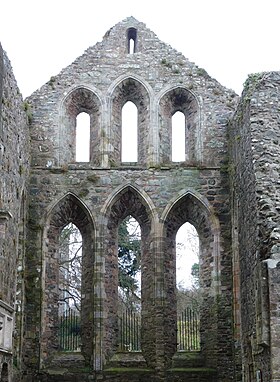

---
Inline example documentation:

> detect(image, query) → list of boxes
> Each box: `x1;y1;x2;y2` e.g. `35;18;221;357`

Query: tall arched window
172;111;186;162
176;222;200;351
121;101;138;162
76;112;90;162
58;223;82;351
118;215;141;351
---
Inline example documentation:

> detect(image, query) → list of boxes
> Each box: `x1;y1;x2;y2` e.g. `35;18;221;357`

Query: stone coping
0;300;14;314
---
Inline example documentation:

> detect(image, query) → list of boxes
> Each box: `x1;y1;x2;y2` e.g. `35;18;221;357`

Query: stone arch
161;189;221;366
158;85;201;164
0;363;8;382
101;184;156;363
109;76;151;165
59;86;102;165
41;192;95;365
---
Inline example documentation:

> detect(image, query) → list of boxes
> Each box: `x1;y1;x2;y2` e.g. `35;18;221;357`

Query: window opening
121;101;138;162
127;28;137;54
58;223;82;351
172;111;185;162
176;222;200;351
118;216;141;351
76;112;90;162
129;39;135;54
0;363;8;382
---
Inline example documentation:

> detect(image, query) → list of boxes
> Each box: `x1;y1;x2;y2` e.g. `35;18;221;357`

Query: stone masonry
0;17;279;382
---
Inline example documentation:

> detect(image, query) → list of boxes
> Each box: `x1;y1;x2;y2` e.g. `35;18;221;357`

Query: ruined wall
21;17;238;382
230;72;280;381
3;15;280;382
0;47;30;381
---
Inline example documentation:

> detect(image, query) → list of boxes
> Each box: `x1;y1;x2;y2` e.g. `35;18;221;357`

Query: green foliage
48;76;56;89
118;217;141;294
118;217;141;311
161;58;172;68
22;101;33;124
191;263;199;285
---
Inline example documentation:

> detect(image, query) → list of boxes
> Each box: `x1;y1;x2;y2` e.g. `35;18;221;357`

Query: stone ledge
0;300;14;314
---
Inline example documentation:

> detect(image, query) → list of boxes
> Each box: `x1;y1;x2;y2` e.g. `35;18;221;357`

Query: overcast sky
1;0;279;98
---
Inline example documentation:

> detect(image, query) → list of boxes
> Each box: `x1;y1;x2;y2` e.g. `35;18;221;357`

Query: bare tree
58;223;82;312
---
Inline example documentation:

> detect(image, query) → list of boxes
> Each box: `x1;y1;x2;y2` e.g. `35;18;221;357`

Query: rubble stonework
230;72;280;382
0;17;279;382
0;47;30;381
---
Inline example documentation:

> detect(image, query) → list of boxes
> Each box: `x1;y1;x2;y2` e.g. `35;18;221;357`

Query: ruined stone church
0;17;279;382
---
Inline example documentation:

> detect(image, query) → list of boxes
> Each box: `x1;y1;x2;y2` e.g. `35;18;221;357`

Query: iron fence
177;307;200;351
59;308;81;351
118;309;141;351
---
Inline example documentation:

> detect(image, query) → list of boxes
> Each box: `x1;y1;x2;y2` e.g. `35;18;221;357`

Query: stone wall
230;72;280;381
21;17;238;382
0;48;30;381
2;15;280;382
0;43;3;132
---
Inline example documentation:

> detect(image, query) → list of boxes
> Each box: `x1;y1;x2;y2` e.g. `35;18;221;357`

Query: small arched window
76;112;90;162
121;101;138;162
172;111;186;162
127;28;137;54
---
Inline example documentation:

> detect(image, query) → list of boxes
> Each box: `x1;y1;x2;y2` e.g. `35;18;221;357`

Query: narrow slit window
121;101;138;162
129;39;135;54
172;111;185;162
76;112;90;162
127;28;137;54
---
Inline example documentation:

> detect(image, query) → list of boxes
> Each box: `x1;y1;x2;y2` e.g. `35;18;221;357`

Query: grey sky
0;0;279;98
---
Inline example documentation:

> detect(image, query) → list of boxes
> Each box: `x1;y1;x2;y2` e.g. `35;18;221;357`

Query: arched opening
176;222;201;351
163;192;219;364
127;28;137;54
159;87;199;164
121;101;138;162
76;112;90;162
58;223;82;351
111;78;150;165
42;194;95;365
172;111;186;162
104;186;153;363
0;363;8;382
118;215;141;351
62;88;101;165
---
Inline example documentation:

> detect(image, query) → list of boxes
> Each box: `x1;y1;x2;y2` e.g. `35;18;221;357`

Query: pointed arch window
176;222;200;351
121;101;138;162
127;28;137;54
58;223;82;351
172;111;186;162
118;215;141;351
76;112;90;162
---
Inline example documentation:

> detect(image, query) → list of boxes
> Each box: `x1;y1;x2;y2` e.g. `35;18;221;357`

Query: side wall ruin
230;72;280;382
0;45;30;381
0;17;279;382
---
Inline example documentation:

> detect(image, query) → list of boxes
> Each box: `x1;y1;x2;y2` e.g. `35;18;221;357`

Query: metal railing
59;308;81;351
118;309;141;351
177;307;200;351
